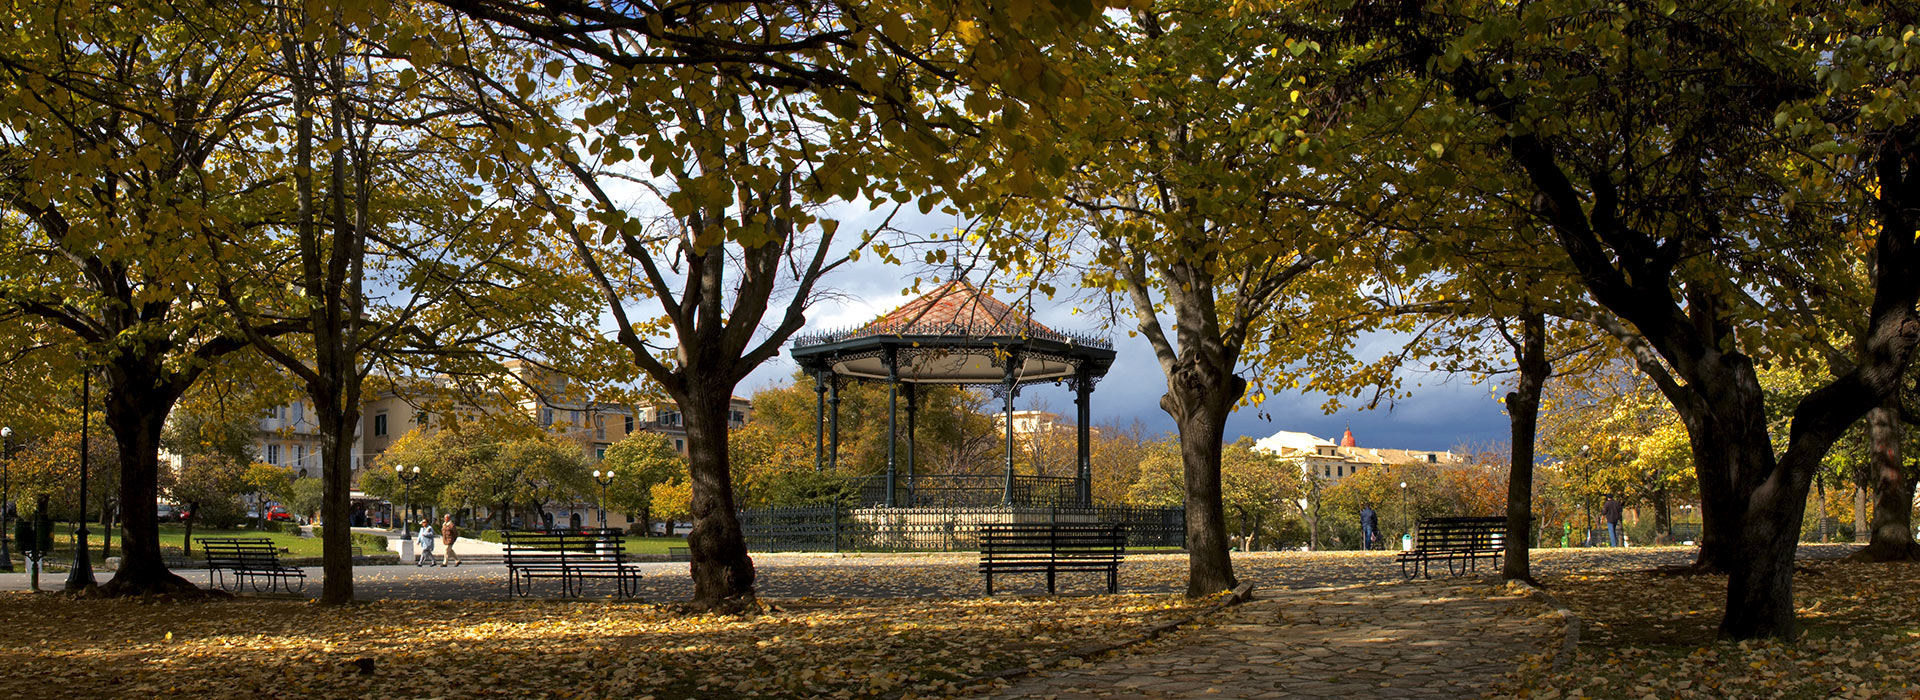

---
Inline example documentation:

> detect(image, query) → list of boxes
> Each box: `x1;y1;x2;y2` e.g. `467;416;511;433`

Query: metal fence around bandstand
848;474;1081;508
737;503;1186;553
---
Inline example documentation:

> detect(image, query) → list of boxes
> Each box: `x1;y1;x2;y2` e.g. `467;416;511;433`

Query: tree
1322;0;1920;638
1219;438;1307;551
427;0;1105;612
597;432;685;531
0;0;299;595
193;3;597;605
1014;2;1397;596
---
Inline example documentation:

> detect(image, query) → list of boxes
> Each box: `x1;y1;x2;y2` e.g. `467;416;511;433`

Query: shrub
311;526;392;552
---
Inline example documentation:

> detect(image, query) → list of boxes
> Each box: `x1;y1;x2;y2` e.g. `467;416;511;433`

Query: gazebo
790;278;1116;508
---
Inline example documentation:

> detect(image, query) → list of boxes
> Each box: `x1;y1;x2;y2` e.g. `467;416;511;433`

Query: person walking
439;514;461;567
1360;503;1379;551
1602;495;1625;547
415;519;437;566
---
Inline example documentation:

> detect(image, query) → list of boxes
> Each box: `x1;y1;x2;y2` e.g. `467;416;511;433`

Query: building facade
1254;428;1461;482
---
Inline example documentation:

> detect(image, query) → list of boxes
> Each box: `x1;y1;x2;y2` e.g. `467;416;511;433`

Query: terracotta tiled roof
856;279;1060;338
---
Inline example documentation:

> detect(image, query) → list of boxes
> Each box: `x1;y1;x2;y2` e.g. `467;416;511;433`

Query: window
596;448;607;460
675;438;684;452
267;444;281;465
594;417;606;440
660;411;680;427
292;403;304;423
624;415;635;433
294;446;304;466
570;410;581;426
541;408;555;426
730;410;745;424
416;412;429;428
373;413;388;437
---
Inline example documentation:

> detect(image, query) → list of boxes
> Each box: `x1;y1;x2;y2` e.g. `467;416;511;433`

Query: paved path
980;579;1563;699
0;544;1856;601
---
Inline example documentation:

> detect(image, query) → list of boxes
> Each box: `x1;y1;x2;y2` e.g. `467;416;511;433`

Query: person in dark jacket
1602;496;1625;547
1360;503;1379;551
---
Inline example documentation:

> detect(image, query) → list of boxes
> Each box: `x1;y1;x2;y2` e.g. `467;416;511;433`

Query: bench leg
984;571;994;597
1047;566;1056;595
1107;567;1117;594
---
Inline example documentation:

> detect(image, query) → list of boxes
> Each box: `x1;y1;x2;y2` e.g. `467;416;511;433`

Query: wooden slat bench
979;523;1126;595
198;537;306;593
1397;517;1509;579
502;529;638;598
667;546;690;562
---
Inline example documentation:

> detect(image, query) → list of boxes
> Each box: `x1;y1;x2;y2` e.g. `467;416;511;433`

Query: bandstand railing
737;502;1186;553
847;474;1079;508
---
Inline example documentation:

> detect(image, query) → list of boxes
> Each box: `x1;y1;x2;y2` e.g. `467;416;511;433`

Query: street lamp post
1;426;14;573
1399;481;1409;544
395;465;421;538
592;470;615;530
1580;445;1593;547
65;369;96;590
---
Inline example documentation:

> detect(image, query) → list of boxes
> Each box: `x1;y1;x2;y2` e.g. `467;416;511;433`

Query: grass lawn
1;523;327;568
1490;558;1920;699
618;535;689;555
0;590;1212;699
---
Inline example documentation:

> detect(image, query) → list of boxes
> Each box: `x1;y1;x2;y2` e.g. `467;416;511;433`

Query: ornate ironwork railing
847;474;1079;508
737;503;1186;553
792;321;1113;351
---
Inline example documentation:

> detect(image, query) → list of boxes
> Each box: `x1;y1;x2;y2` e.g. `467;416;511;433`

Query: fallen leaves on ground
0;591;1206;700
1492;559;1920;700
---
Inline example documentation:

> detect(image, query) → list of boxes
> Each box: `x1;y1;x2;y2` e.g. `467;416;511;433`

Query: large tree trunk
1163;365;1241;597
1722;446;1823;639
314;396;360;603
1651;488;1671;545
682;385;755;611
1850;396;1918;560
1853;480;1870;542
1503;312;1548;583
98;362;198;597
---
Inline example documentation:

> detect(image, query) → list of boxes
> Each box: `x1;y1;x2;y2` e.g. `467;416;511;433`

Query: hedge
310;526;392;552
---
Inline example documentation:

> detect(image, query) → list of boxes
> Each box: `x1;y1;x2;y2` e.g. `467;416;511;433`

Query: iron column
1002;351;1017;506
1075;367;1092;507
813;369;827;472
64;368;95;590
1;426;13;572
884;347;898;508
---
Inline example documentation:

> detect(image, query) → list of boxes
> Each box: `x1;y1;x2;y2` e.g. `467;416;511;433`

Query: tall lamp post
1;426;14;572
65;369;96;590
592;469;615;530
1580;445;1593;547
1399;481;1409;543
395;465;420;538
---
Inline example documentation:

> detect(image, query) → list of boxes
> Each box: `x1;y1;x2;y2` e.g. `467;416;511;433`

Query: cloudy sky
702;201;1517;454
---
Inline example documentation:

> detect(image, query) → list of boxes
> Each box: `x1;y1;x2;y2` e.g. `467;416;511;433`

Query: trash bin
398;538;414;562
1400;533;1414;551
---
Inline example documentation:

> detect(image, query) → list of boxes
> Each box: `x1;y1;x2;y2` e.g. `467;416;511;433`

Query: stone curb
911;582;1257;699
1506;579;1580;673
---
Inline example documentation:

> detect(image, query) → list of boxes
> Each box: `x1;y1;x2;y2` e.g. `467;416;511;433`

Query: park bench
198;537;307;593
502;529;638;598
1397;517;1509;579
667;546;690;562
978;523;1126;595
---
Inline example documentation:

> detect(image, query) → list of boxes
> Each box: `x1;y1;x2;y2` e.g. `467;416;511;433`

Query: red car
266;506;293;522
